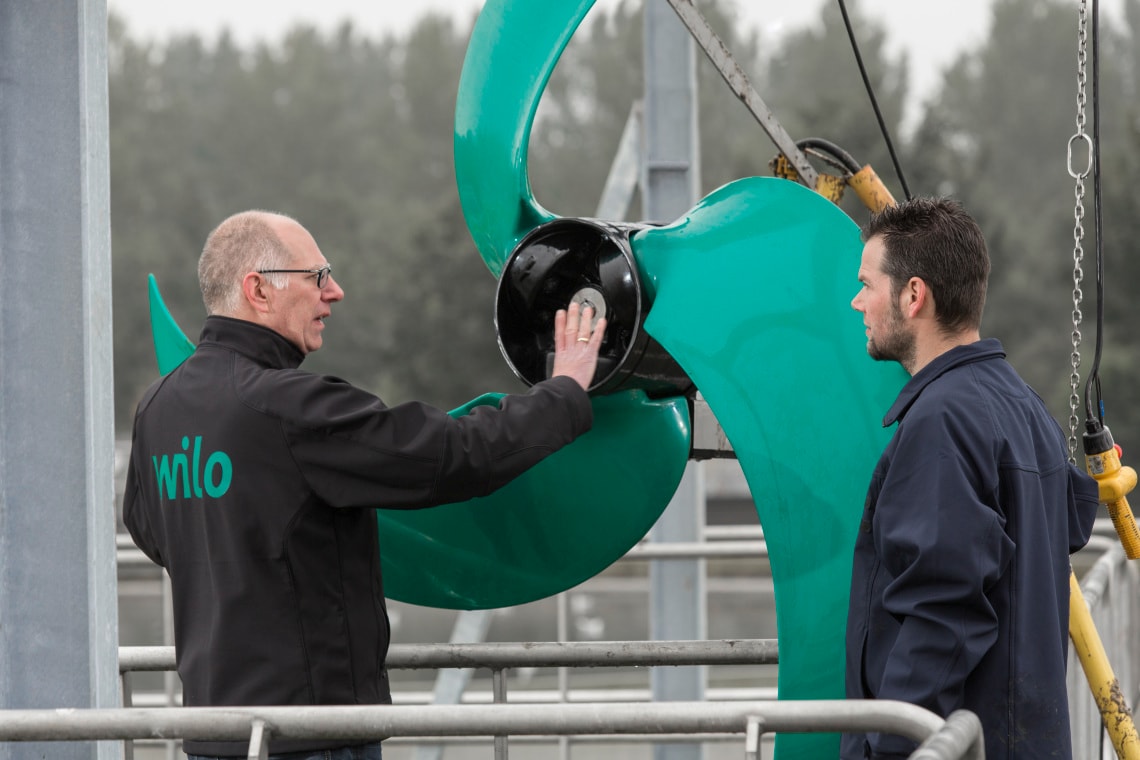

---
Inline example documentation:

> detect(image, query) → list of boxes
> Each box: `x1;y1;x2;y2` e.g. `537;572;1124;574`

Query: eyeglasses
257;264;332;289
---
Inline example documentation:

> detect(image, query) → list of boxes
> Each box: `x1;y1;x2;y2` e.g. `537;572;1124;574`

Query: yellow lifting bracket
1085;428;1140;558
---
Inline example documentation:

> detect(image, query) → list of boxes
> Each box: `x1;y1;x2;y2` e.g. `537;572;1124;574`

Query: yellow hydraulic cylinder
1069;571;1140;758
848;165;896;213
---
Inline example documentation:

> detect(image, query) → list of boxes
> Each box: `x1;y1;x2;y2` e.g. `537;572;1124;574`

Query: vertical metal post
493;669;509;760
643;4;705;758
163;573;178;760
0;3;120;760
744;716;763;760
557;592;571;760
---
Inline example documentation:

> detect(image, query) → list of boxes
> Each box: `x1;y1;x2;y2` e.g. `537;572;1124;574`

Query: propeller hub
494;218;693;397
569;286;607;329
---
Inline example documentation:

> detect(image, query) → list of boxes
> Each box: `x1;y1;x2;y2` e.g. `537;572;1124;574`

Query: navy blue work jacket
843;339;1099;760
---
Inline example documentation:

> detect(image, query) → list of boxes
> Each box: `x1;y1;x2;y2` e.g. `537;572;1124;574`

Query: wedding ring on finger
576;336;590;342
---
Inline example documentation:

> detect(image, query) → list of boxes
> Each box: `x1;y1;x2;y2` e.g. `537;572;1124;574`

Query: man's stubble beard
868;306;916;373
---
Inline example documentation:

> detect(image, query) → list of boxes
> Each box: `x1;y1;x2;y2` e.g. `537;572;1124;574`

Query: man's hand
551;302;607;391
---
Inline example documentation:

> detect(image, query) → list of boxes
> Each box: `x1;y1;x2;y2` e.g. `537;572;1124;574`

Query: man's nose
324;276;345;302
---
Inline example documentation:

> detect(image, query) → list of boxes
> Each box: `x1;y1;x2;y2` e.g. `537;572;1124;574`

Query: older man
124;210;606;759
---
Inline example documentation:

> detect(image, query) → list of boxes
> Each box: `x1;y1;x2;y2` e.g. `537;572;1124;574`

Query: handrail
0;700;982;760
120;639;779;674
115;541;772;566
105;508;1121;760
109;639;985;759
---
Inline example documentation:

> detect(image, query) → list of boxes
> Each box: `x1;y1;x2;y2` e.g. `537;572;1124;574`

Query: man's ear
900;276;929;319
242;272;273;314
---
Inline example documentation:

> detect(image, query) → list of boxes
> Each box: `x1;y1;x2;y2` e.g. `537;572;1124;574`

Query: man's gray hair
198;211;294;315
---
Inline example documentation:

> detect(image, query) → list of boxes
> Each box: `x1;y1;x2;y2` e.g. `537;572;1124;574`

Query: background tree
109;12;522;427
906;0;1140;451
109;0;1140;454
1086;0;1140;446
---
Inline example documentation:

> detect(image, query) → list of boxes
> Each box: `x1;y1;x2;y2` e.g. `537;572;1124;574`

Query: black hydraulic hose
1084;0;1106;430
796;137;863;175
836;0;912;200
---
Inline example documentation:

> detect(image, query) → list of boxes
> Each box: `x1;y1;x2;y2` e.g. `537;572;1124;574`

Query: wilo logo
152;435;233;500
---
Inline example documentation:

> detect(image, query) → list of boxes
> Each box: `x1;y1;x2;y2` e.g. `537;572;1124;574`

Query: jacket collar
198;315;305;370
883;337;1005;426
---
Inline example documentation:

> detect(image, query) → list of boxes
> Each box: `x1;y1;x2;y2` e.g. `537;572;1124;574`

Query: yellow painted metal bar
1068;571;1140;758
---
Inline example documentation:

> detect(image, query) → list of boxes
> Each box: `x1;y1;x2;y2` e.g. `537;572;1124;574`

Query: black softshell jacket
124;316;593;756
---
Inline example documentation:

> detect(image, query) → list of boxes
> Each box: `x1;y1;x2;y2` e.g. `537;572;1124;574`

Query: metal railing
118;640;778;757
0;701;984;760
0;636;985;760
120;639;779;710
102;520;1136;759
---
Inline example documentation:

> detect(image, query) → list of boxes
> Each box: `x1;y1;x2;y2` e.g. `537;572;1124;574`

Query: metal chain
1066;0;1090;463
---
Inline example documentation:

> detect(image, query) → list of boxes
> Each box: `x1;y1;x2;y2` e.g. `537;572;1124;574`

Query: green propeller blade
146;275;690;609
454;0;595;273
633;176;907;758
455;5;905;752
378;390;689;609
448;0;694;607
148;274;196;376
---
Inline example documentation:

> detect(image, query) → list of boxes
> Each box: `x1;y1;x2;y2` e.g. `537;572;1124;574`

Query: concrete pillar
0;2;121;759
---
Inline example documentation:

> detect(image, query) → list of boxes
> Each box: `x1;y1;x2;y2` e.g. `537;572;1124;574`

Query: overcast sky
105;0;1120;125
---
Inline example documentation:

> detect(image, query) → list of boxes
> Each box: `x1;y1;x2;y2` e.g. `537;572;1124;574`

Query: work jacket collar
883;337;1006;426
198;315;306;370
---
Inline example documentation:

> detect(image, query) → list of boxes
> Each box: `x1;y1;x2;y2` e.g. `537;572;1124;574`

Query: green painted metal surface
455;1;906;755
148;274;197;376
377;390;690;609
634;177;906;757
145;277;690;609
447;0;695;609
454;0;595;275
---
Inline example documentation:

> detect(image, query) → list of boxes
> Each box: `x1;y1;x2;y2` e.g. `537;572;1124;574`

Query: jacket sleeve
1068;463;1100;553
122;445;166;568
280;374;593;510
867;412;1012;756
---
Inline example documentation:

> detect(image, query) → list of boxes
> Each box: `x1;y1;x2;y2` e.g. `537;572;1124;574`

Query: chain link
1067;0;1089;463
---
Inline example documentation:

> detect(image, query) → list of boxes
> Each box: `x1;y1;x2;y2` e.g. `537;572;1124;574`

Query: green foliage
109;1;1140;453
